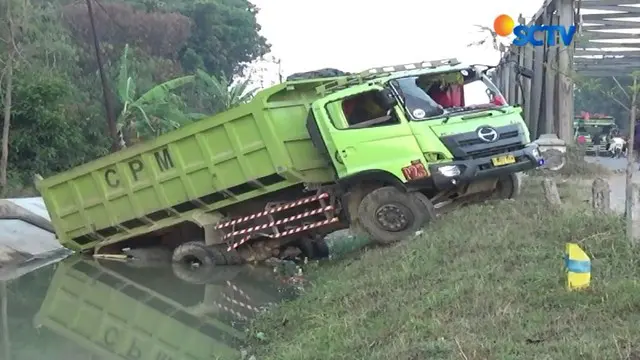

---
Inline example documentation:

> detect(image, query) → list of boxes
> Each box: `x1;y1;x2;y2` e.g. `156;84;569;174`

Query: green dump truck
34;257;283;359
573;113;618;154
35;58;543;265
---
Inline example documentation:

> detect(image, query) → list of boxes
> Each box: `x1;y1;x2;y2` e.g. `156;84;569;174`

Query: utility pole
86;0;119;152
625;75;637;244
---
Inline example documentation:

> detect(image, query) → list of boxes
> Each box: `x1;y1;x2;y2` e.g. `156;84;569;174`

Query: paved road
584;156;632;173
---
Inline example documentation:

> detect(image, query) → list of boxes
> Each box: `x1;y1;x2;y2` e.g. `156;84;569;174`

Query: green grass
250;181;640;360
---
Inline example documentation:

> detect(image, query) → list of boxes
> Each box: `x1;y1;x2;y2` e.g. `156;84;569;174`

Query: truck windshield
390;68;507;121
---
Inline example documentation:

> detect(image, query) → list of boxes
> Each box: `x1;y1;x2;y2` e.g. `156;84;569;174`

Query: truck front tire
357;186;433;245
492;173;521;200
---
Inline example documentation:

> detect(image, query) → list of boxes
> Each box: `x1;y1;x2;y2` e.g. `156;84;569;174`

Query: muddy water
1;256;296;360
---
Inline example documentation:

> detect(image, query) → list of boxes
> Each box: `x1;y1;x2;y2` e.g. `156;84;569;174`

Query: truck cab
307;59;543;203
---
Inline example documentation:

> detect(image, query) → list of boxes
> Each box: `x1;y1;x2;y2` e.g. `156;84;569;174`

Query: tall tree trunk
626;76;637;245
0;0;15;198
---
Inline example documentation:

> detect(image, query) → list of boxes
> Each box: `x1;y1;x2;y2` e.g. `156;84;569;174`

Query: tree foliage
0;0;271;195
62;2;192;59
179;0;270;77
4;70;110;185
115;44;195;144
574;76;632;132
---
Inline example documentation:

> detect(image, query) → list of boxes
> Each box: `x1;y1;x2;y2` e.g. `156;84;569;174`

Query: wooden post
591;178;610;211
626;76;637;244
508;54;518;104
557;0;575;142
530;42;544;140
502;58;512;103
495;67;504;95
516;46;524;105
522;44;533;127
544;10;558;135
542;178;562;206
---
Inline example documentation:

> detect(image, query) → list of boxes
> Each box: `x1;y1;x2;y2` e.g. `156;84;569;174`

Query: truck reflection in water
34;258;291;360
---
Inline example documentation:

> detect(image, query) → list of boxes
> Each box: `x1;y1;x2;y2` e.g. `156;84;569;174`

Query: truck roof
313;58;467;95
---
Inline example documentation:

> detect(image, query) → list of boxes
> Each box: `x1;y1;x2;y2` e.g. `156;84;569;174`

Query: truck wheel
210;245;245;265
412;192;437;221
357;186;429;245
171;241;217;284
313;238;330;259
296;236;330;259
492;173;521;200
296;237;316;259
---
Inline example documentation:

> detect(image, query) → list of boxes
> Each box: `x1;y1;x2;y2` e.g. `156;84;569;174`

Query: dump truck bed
36;79;337;251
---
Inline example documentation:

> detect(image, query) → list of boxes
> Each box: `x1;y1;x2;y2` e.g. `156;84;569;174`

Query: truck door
306;85;427;182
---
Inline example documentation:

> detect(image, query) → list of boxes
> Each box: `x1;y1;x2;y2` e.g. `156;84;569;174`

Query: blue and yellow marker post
564;243;591;290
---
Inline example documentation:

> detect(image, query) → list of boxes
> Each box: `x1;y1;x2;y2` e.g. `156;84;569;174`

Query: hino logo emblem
477;127;499;143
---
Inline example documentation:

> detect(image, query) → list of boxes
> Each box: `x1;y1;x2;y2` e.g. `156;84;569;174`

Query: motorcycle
607;137;627;158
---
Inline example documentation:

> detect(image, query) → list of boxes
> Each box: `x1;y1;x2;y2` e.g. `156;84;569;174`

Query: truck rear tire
172;241;217;284
296;236;330;259
357;186;431;245
210;245;245;265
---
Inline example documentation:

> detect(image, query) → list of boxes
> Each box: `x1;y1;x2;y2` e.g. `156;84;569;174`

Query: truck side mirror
376;89;398;110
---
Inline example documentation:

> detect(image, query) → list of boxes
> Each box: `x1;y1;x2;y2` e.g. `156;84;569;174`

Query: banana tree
115;45;195;145
194;69;258;114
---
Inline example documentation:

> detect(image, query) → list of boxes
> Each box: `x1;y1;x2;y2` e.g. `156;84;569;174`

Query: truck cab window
392;78;444;119
341;91;399;129
392;68;508;121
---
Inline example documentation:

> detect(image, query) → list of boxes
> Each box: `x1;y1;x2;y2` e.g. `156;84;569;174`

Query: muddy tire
296;236;330;259
296;237;315;259
492;173;521;200
171;241;217;284
412;192;437;221
313;238;330;259
358;186;429;245
211;245;245;265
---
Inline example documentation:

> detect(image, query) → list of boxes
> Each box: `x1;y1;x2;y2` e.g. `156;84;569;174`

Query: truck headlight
437;165;460;177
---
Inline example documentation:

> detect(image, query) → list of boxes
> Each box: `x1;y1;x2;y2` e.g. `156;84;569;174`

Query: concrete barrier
0;197;70;277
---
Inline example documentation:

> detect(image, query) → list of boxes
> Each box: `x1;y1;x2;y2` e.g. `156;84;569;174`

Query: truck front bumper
424;144;544;191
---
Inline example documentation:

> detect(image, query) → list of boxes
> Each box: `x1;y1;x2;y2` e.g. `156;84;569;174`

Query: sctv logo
493;14;576;46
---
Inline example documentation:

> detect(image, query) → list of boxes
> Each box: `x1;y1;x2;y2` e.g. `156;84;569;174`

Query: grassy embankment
251;173;640;359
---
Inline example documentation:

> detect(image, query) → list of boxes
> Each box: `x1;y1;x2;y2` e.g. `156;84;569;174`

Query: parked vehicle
35;58;543;266
574;112;618;155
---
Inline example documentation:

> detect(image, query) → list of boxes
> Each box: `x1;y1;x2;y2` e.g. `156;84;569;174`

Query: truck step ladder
218;192;338;251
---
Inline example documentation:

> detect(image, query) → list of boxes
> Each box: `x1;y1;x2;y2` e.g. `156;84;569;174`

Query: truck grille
439;124;526;160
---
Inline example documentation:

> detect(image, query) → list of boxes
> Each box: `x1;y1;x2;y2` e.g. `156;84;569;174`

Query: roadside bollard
564;243;591;291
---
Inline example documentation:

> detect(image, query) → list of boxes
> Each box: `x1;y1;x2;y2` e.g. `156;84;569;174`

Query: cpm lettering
104;148;174;188
512;25;576;47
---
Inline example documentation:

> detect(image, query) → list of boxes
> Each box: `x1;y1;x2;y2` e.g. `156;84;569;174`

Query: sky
249;0;546;78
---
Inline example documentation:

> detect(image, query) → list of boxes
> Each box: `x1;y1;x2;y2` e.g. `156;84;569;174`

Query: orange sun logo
493;14;515;37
